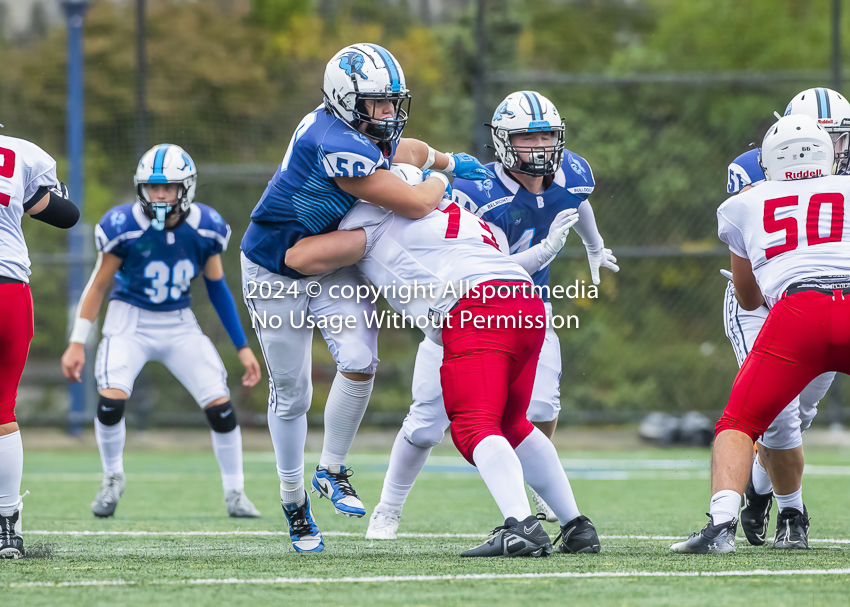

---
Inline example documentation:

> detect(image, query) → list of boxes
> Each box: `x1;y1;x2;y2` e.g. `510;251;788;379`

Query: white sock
267;408;307;506
94;419;126;475
709;489;741;525
210;426;245;493
472;435;532;521
319;373;373;469
514;428;580;524
378;430;432;511
775;487;804;513
752;453;773;495
0;431;23;516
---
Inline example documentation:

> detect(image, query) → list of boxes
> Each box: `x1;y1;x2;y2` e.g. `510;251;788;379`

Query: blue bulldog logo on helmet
493;101;514;121
339;52;367;80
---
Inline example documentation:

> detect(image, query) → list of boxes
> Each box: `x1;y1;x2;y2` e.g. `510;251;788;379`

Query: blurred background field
3;0;850;430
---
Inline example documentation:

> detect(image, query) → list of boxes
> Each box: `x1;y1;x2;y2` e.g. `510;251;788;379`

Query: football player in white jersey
0;132;80;559
364;92;615;545
673;114;850;554
60;144;263;520
285;164;598;557
724;88;850;549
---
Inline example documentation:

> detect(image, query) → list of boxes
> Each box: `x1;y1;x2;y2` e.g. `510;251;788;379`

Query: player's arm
285;229;368;276
572;199;619;285
730;253;765;310
335;170;447;220
24;182;80;229
60;252;123;382
394;139;495;180
202;255;261;388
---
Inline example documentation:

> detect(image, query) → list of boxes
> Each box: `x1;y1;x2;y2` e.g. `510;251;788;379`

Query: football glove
586;245;619;285
541;208;579;257
445;153;496;181
423;169;452;198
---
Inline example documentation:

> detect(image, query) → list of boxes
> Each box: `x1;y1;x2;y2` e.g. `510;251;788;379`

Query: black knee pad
96;396;126;426
205;401;237;433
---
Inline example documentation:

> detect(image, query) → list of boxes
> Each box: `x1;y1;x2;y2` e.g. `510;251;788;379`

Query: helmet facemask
324;90;411;143
829;131;850;175
492;125;565;176
136;179;195;231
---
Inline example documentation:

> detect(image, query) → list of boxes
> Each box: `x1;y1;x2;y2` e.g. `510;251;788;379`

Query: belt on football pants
0;276;24;285
783;276;850;298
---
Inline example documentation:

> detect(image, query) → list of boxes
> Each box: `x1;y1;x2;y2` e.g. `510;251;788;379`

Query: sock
267;408;307;506
514;427;580;525
94;419;126;475
0;431;23;516
752;453;774;495
774;487;804;513
378;430;432;511
709;489;741;525
319;373;373;469
210;426;245;493
472;435;532;521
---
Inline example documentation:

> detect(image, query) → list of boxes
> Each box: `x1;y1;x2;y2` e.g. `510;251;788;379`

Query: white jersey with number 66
339;197;532;343
718;174;850;307
0;135;60;283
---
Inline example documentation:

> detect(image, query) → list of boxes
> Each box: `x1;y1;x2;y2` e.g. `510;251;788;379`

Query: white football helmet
134;144;197;230
784;87;850;174
488;91;565;176
322;44;411;142
760;114;834;182
390;163;424;185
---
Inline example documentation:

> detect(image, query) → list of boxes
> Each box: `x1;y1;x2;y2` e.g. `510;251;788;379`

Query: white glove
720;269;733;281
541;209;579;257
586;245;619;285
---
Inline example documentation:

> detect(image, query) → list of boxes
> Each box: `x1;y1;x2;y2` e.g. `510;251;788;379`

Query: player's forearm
572;200;604;251
286;230;367;276
383;179;445;219
397;138;450;171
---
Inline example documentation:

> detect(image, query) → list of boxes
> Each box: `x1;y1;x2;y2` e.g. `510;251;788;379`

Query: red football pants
0;282;34;425
440;282;546;464
717;291;850;441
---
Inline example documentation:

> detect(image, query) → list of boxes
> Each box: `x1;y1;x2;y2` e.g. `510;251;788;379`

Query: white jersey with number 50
718;175;850;307
339;197;531;343
0;135;60;282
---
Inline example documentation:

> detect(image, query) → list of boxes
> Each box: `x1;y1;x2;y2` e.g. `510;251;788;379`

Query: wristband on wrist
421;146;437;170
69;318;93;344
441;153;456;174
427;171;450;189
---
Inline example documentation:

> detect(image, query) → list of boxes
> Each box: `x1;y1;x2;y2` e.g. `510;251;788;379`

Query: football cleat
670;515;737;554
225;489;261;518
365;505;401;540
740;477;772;546
773;506;810;550
461;514;553;558
91;472;126;518
311;466;366;518
282;494;324;553
529;487;558;523
0;505;24;560
554;515;602;554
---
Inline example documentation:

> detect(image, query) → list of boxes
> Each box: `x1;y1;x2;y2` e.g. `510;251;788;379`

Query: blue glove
423;169;452;198
448;153;496;180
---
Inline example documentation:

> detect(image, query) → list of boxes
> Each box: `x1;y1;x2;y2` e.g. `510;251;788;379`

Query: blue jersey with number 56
452;151;594;300
94;202;231;312
241;106;398;279
727;148;765;194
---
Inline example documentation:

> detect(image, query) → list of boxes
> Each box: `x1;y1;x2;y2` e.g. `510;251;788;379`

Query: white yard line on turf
24;530;850;544
9;569;850;588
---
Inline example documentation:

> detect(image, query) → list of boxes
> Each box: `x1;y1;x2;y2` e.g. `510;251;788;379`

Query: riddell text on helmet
786;168;825;180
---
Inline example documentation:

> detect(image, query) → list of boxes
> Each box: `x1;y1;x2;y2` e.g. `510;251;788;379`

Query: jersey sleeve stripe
98;229;145;254
197;225;232;251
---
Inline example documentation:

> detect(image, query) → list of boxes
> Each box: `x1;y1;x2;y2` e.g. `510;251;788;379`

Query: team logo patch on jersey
343;130;373;147
339;52;367;80
110;211;126;228
209;209;223;224
568;154;588;182
475;179;494;198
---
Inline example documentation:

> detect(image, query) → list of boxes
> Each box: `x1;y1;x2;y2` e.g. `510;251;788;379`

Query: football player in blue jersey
366;91;616;553
61;144;263;520
718;88;850;551
239;43;494;553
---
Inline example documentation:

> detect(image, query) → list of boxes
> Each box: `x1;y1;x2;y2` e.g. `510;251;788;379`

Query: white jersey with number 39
339;197;531;343
0;135;60;282
718;175;850;307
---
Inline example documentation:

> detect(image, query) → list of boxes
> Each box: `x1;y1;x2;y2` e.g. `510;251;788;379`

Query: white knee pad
268;374;313;420
403;415;449;449
334;340;378;375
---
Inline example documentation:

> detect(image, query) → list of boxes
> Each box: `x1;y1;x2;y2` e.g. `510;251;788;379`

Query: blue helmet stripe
522;91;542;121
366;44;400;92
152;145;168;174
816;87;830;119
